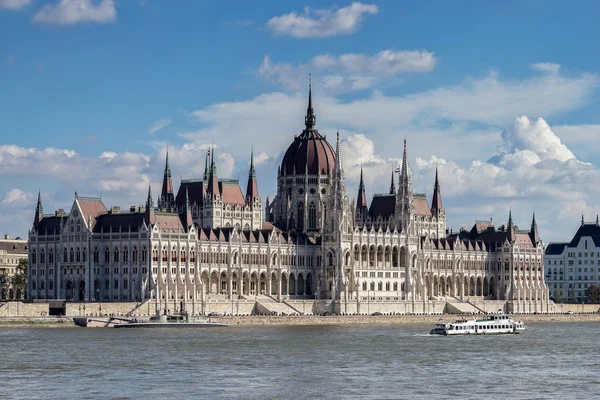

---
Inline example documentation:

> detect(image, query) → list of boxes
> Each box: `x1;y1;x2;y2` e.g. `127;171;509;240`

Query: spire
397;137;413;218
530;211;539;244
245;147;259;202
208;146;219;196
145;184;155;225
304;75;316;132
160;148;174;208
431;165;443;214
334;131;343;179
389;170;396;194
184;186;193;229
356;164;368;219
203;148;210;180
34;190;43;229
581;214;585;226
597;214;599;225
507;208;515;243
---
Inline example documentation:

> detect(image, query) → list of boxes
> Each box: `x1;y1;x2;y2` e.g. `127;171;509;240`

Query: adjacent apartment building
0;235;28;300
544;216;600;302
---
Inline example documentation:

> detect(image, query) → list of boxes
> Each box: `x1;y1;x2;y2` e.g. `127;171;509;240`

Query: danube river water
1;321;598;399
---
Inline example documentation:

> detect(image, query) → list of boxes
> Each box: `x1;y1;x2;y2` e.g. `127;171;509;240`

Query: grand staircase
254;296;300;315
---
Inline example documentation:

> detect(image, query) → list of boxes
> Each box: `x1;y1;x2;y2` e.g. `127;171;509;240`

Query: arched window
378;282;383;291
133;247;138;263
297;202;304;231
123;247;129;262
76;248;80;263
171;248;177;262
328;252;334;267
69;248;74;263
49;249;54;264
32;250;37;265
82;248;86;262
93;248;99;263
162;249;167;262
40;250;45;264
142;247;147;262
370;282;375;291
308;203;316;230
104;248;110;263
362;281;367;291
190;248;195;263
114;248;119;263
63;248;68;263
180;248;186;262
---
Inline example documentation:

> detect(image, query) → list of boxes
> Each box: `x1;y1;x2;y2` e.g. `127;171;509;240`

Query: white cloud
0;0;31;10
1;189;33;205
531;63;561;74
33;0;116;25
266;2;378;38
490;115;576;165
260;49;437;92
147;119;172;136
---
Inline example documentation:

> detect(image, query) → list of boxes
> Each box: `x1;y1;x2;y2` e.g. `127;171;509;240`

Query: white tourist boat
429;314;525;335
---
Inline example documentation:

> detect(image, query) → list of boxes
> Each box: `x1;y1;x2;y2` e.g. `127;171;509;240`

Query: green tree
586;284;600;303
11;258;27;299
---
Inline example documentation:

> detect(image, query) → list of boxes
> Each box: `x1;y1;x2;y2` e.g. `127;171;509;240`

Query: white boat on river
430;314;525;335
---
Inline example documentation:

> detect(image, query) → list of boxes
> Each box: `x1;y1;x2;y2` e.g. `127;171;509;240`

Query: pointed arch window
308;203;316;230
49;249;54;264
69;248;74;263
93;247;99;263
297;202;304;231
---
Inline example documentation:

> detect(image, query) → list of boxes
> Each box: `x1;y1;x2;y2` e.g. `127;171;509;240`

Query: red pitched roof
154;213;184;233
220;182;245;205
413;195;432;216
77;197;107;227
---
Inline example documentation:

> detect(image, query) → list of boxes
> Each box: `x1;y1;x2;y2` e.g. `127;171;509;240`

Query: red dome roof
281;131;336;176
280;84;336;176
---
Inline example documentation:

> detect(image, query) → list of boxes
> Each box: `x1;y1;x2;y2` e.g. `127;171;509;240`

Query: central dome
280;86;336;176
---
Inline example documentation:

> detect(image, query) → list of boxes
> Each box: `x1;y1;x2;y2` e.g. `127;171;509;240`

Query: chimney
55;209;66;216
130;205;136;213
110;206;121;214
4;234;9;239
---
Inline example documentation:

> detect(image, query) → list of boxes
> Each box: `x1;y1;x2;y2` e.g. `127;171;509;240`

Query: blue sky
1;0;600;242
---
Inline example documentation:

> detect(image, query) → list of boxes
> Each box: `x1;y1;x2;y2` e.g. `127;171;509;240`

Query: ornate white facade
28;87;550;314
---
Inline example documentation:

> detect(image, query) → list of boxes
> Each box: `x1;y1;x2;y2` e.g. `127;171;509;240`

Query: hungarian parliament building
27;87;551;315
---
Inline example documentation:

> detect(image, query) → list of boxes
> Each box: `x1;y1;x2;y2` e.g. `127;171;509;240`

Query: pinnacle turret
245;147;259;202
389;170;396;194
431;165;443;214
507;208;515;243
33;190;43;229
530;211;539;244
304;75;316;132
208;146;219;196
159;148;175;209
145;184;155;225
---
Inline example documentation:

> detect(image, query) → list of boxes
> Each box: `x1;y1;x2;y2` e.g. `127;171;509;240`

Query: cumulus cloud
2;189;33;205
0;0;31;10
266;2;378;38
408;117;600;241
33;0;116;25
489;115;576;165
260;49;437;92
147;118;172;136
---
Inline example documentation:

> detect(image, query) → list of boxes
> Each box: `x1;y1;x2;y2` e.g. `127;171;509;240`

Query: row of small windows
31;247;148;265
361;281;402;292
